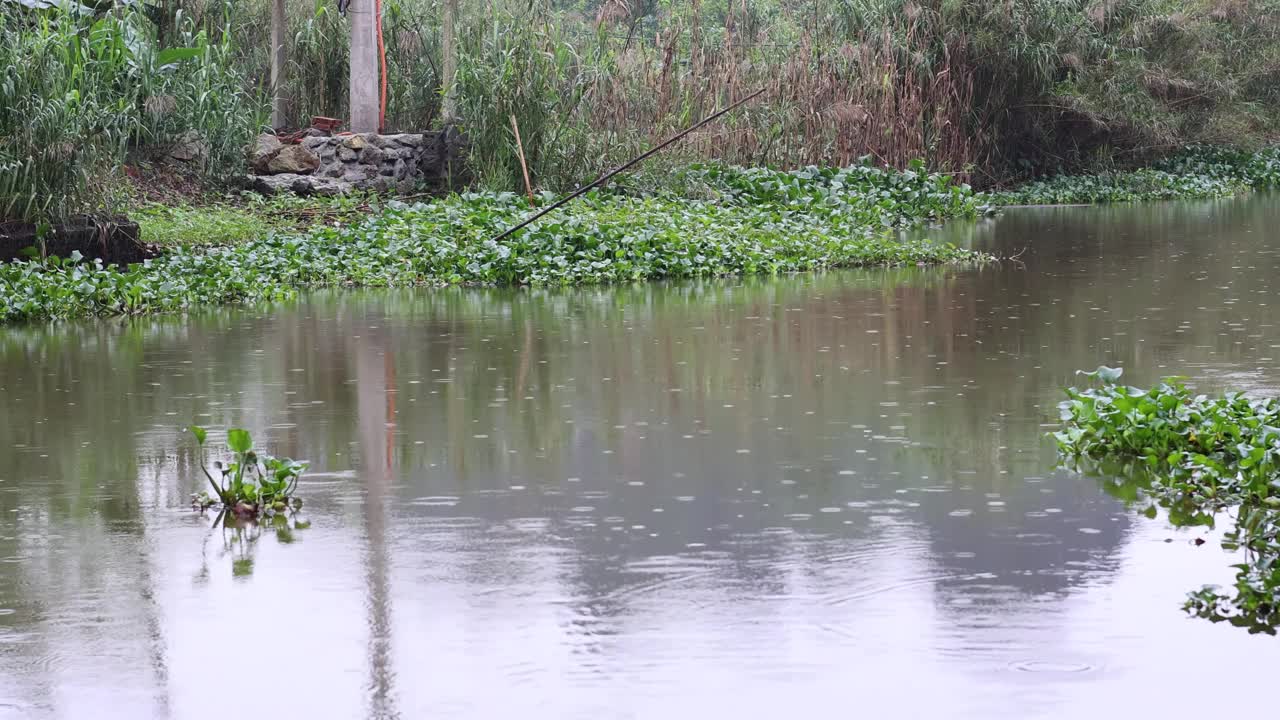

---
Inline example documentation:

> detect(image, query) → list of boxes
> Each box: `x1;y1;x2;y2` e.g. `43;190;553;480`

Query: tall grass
0;3;263;225
10;0;1280;217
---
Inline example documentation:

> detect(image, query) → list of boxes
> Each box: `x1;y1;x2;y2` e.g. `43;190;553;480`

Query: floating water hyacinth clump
1056;367;1280;634
189;425;306;520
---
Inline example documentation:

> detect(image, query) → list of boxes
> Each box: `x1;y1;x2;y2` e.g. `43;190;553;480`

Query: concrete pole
441;0;458;123
350;0;380;133
270;0;287;129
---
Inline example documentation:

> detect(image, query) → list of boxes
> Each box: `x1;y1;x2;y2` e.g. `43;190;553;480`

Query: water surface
2;197;1280;718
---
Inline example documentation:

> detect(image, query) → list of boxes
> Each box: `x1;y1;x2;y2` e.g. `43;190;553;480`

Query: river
2;197;1279;718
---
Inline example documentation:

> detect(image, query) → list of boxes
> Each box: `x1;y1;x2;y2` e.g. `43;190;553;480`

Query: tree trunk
270;0;287;129
441;0;459;123
350;0;380;133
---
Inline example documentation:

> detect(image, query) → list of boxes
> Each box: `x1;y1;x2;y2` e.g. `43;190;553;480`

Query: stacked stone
247;132;463;196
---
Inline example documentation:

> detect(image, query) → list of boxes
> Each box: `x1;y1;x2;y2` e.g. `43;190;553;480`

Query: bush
0;2;263;225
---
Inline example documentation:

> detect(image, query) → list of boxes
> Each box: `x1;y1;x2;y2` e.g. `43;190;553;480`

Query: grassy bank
1;164;990;323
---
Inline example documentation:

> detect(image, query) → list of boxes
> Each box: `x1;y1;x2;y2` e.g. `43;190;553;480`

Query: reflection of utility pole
350;0;380;132
355;329;397;716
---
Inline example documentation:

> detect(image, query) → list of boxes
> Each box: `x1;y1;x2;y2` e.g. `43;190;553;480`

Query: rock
358;145;385;164
311;178;354;196
251;173;302;195
342;134;367;150
393;158;408;180
300;135;330;151
266;145;321;175
337;146;357;162
396;134;423;147
321;163;344;179
167;130;208;169
342;167;371;183
250;134;285;172
251;173;353;196
368;134;395;149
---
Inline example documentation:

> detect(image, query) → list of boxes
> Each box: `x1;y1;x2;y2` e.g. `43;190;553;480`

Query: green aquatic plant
1;184;991;323
684;159;989;223
1056;367;1280;634
189;425;305;518
988;147;1280;206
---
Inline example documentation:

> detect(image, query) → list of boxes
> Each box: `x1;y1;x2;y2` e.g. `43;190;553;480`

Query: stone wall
247;129;468;196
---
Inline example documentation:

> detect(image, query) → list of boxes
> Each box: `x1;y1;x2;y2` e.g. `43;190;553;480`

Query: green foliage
132;203;270;247
190;425;306;516
1;166;989;322
989;147;1280;205
687;160;989;223
1056;368;1280;634
0;3;263;224
132;192;379;247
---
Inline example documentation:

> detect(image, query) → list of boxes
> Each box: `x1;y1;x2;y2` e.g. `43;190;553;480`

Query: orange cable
376;0;388;131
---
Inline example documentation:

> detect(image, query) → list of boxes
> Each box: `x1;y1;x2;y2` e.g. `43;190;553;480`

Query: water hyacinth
1056;367;1280;634
1;176;990;323
988;147;1280;206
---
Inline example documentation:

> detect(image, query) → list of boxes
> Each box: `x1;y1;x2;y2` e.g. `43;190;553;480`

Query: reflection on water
2;196;1280;718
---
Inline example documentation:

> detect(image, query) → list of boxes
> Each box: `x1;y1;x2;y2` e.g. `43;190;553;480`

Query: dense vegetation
1057;367;1280;634
990;146;1280;204
0;166;989;322
203;0;1280;190
0;1;259;224
8;0;1280;227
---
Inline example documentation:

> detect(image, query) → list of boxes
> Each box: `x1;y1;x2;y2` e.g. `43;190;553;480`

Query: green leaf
189;425;207;445
1097;366;1124;384
156;47;203;65
227;428;252;453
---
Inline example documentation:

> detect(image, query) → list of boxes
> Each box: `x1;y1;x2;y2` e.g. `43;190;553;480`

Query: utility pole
270;0;287;129
350;0;380;133
441;0;458;123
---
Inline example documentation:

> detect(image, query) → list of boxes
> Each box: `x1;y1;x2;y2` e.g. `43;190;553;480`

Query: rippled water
3;197;1280;718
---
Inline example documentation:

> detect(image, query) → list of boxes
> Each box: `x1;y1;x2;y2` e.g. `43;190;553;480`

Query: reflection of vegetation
200;510;309;580
1057;368;1280;634
190;426;305;518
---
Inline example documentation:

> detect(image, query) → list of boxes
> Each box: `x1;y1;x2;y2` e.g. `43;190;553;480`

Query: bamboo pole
510;115;535;204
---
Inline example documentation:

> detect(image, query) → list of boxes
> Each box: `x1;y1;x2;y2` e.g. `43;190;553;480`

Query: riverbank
8;146;1280;324
986;147;1280;205
0;165;989;323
